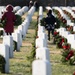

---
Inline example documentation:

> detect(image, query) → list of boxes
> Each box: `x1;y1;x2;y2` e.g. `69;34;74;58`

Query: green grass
0;13;36;75
0;11;75;75
0;28;34;75
49;35;75;75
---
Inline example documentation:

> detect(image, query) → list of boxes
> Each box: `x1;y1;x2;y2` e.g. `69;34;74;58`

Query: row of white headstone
56;27;75;49
52;7;75;26
52;7;75;49
0;6;35;73
15;6;29;16
13;6;21;12
32;6;52;75
0;6;28;19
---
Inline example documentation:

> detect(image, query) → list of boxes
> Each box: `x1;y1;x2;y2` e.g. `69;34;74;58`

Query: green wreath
0;14;22;28
14;14;22;26
0;55;6;73
13;40;17;51
40;18;46;26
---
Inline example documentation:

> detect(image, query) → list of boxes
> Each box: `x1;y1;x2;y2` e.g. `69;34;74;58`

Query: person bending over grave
45;9;57;41
29;0;33;9
1;4;16;35
33;0;39;11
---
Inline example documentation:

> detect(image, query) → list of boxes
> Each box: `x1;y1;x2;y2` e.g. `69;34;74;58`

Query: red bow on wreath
66;50;74;60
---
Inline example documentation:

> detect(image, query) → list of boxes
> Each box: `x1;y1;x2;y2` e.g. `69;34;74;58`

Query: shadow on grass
26;36;31;38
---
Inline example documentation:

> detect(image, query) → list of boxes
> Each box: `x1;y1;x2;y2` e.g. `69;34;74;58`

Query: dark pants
51;29;54;36
6;33;12;35
45;24;54;40
48;29;54;40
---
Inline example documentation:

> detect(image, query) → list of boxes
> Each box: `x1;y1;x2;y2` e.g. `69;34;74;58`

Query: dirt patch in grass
50;50;61;54
22;42;32;47
32;16;37;20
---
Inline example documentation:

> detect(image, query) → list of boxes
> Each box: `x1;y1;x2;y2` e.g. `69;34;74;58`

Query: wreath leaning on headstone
14;14;22;26
0;19;6;28
13;40;17;51
0;14;22;28
40;18;46;26
0;55;6;73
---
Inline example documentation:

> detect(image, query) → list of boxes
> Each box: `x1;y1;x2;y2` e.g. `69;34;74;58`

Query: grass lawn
0;10;75;75
48;34;75;75
0;11;37;75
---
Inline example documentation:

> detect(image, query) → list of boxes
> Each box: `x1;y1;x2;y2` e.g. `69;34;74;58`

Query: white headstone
38;32;48;40
18;25;22;37
59;27;66;35
70;40;75;49
73;26;75;31
16;9;23;16
63;31;70;38
39;6;43;21
22;20;30;34
36;38;47;48
21;6;28;13
21;22;28;39
12;32;20;51
38;25;45;33
69;22;75;26
14;6;21;12
36;47;50;61
28;6;35;16
3;35;13;58
0;44;9;73
67;34;75;44
32;60;52;75
15;29;22;46
67;20;71;25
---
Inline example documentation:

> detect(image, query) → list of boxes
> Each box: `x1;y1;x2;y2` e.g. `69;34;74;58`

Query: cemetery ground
0;11;75;75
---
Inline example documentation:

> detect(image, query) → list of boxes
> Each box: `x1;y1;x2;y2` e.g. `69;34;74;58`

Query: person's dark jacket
44;14;56;30
45;14;56;25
